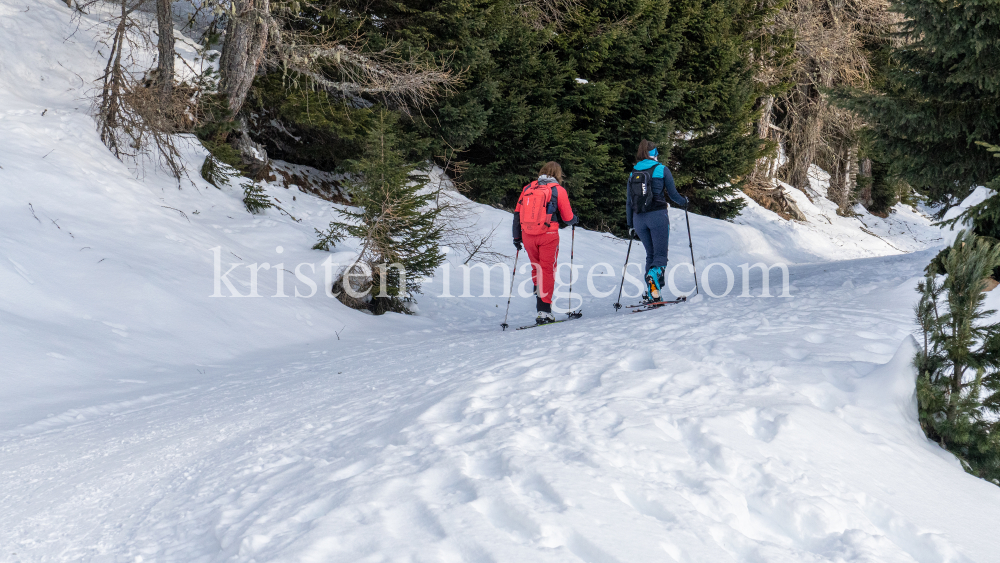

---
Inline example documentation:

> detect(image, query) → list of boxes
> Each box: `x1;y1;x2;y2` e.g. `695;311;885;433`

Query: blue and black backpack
627;167;658;214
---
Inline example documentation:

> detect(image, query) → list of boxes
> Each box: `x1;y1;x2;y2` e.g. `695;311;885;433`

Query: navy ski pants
632;209;670;273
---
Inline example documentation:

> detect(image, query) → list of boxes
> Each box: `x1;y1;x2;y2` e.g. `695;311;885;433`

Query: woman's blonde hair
538;161;563;184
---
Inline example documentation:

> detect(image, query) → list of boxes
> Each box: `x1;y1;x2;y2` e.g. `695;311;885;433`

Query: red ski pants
523;231;560;304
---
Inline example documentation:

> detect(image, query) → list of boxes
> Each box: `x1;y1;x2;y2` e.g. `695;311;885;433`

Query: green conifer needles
915;230;1000;483
844;0;1000;210
314;111;445;315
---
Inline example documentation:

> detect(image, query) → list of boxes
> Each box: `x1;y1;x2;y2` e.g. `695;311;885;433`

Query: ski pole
613;237;634;311
567;225;579;316
500;249;520;331
685;207;699;295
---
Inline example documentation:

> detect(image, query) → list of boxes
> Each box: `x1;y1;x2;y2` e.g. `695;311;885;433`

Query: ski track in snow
4;254;999;563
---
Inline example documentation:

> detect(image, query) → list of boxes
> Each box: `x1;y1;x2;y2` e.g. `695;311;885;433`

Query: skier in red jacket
512;161;578;324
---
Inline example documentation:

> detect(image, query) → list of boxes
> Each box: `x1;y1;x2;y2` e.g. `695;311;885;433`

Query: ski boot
644;266;667;303
536;311;556;324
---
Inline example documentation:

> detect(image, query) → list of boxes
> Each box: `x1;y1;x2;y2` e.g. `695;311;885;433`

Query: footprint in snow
863;342;897;355
782;346;810;360
473;497;541;541
737;407;787;443
567;365;606;394
855;330;887;340
465;451;511;480
619;351;657;372
611;483;678;524
566;531;624;563
517;472;566;511
803;332;828;344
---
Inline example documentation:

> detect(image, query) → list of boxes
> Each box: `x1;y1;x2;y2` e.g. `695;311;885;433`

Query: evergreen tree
664;0;774;219
456;0;612;223
937;142;1000;264
915;230;1000;484
853;40;905;216
372;0;779;225
855;129;909;216
314;111;445;315
242;0;783;226
247;74;377;172
843;0;1000;211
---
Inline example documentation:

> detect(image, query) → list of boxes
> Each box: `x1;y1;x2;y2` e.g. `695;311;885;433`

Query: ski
516;310;582;330
624;296;686;309
516;319;569;330
627;296;686;313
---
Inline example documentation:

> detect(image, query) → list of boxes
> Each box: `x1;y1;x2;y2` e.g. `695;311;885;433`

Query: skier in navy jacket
626;139;688;301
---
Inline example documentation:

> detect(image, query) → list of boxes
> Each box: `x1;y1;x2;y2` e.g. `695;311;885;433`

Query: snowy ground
8;250;1000;563
3;0;1000;562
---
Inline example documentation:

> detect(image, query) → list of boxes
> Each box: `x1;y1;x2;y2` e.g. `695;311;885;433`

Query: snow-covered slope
3;1;1000;561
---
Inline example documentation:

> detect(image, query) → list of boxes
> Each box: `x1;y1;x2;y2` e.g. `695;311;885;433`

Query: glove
513;239;523;251
628;228;640;241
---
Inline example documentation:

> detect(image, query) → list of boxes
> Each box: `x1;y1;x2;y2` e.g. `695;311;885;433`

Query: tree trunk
857;157;873;208
826;143;856;213
233;118;270;179
219;0;271;116
847;145;858;200
781;84;823;193
155;0;174;99
947;360;963;423
752;95;777;181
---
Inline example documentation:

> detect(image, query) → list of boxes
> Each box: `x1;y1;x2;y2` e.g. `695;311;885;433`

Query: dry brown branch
744;179;807;220
460;223;510;265
214;0;459;174
749;0;894;214
426;148;508;265
514;0;581;30
91;0;191;180
218;2;457;118
270;42;454;111
436;196;510;265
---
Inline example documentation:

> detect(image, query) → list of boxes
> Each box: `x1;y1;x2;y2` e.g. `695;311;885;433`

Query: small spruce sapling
201;154;239;188
314;111;444;315
915;229;1000;483
242;182;272;214
200;154;273;214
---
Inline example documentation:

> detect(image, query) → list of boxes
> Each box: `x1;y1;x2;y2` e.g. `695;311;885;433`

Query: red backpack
518;182;560;235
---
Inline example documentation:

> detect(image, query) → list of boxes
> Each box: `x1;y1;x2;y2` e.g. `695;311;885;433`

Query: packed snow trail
5;250;1000;563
